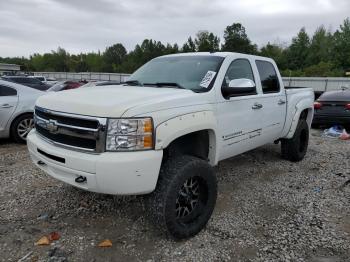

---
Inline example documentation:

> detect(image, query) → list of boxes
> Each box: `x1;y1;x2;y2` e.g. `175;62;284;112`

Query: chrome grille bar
34;106;107;153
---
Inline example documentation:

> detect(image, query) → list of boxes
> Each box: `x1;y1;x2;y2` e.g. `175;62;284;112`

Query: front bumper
27;130;163;195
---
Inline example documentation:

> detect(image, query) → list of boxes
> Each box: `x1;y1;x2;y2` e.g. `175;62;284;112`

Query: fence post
325;79;328;92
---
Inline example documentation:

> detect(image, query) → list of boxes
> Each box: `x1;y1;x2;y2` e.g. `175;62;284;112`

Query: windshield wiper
124;80;142;86
143;82;186;90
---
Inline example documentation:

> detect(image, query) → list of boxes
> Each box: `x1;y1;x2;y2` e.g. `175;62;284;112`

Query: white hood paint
36;85;212;117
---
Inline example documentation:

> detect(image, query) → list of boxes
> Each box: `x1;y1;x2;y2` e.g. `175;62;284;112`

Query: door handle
252;103;263;110
278;99;286;105
1;104;13;108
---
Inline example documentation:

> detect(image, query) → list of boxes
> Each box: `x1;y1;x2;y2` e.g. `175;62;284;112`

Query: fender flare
155;111;219;165
285;100;314;139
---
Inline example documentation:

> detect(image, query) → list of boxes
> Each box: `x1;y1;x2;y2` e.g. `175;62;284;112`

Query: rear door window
0;85;17;96
255;60;280;93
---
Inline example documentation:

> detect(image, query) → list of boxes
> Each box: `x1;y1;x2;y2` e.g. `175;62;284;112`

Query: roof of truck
162;52;274;61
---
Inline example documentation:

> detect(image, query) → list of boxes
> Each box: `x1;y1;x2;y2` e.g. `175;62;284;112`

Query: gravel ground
0;129;349;262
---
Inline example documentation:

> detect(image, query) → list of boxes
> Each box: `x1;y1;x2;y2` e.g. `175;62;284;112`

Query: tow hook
75;176;87;183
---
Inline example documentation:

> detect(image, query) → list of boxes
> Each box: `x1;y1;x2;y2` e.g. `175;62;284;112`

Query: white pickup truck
27;52;314;239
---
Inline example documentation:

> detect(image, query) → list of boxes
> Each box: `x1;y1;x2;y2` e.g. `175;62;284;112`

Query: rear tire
148;155;217;239
281;119;309;162
10;114;34;143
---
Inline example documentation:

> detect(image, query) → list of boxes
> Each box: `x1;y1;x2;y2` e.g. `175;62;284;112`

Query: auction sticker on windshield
200;71;217;88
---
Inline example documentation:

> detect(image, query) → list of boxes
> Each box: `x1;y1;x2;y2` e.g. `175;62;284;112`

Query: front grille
36;125;96;150
35;108;99;129
34;107;107;153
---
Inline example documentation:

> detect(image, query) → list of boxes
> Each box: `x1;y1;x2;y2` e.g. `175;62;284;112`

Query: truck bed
285;86;320;99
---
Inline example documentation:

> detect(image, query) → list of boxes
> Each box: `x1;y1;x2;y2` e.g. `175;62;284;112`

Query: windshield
127;55;224;92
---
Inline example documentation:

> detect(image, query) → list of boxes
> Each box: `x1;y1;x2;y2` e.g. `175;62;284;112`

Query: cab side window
255;60;280;93
0;85;17;96
222;59;255;88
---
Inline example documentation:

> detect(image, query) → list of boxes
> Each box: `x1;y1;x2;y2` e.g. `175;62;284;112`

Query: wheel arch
285;104;313;139
155;111;219;165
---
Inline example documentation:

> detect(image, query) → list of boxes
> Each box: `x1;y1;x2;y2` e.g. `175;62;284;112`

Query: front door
217;58;265;161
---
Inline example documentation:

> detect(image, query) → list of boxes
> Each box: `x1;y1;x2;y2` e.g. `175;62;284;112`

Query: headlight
106;118;153;151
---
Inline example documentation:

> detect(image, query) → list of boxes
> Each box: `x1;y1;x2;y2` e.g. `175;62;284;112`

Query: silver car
0;79;45;143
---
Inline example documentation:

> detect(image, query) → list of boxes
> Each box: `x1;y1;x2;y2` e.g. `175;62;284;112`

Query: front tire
281;119;309;162
149;155;217;239
11;114;34;143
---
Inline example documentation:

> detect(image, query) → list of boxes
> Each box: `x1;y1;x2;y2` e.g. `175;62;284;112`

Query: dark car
313;88;350;127
1;76;50;91
47;81;83;92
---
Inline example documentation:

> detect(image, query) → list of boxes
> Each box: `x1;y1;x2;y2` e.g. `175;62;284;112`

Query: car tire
148;155;217;239
281;119;309;162
10;113;34;143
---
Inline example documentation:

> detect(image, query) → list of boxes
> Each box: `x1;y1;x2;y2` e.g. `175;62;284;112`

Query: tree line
1;18;349;77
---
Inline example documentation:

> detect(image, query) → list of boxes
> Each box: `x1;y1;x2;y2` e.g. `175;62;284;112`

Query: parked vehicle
1;76;50;91
95;80;122;86
47;81;83;92
0;80;44;142
29;76;58;86
80;80;122;88
27;52;314;239
313;87;350;127
46;78;58;86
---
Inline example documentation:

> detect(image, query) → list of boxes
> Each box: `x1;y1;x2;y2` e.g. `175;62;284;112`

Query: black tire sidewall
294;120;309;158
164;160;217;238
151;155;217;239
282;119;309;161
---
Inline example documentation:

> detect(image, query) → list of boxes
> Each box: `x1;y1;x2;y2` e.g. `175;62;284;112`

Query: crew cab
27;52;314;239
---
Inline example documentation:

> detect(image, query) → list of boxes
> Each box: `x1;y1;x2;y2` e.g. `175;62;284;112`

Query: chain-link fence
33;72;131;83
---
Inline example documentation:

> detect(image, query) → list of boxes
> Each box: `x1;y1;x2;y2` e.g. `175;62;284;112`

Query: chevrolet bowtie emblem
46;120;59;133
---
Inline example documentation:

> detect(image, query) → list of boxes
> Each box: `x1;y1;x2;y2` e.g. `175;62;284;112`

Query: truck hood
36;85;206;117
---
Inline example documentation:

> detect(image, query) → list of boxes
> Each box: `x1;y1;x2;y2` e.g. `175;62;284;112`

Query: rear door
254;60;286;142
0;84;18;131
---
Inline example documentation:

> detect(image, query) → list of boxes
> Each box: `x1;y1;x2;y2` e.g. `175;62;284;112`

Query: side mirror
222;78;256;97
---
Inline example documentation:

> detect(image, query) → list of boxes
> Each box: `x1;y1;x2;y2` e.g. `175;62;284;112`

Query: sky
0;0;349;57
